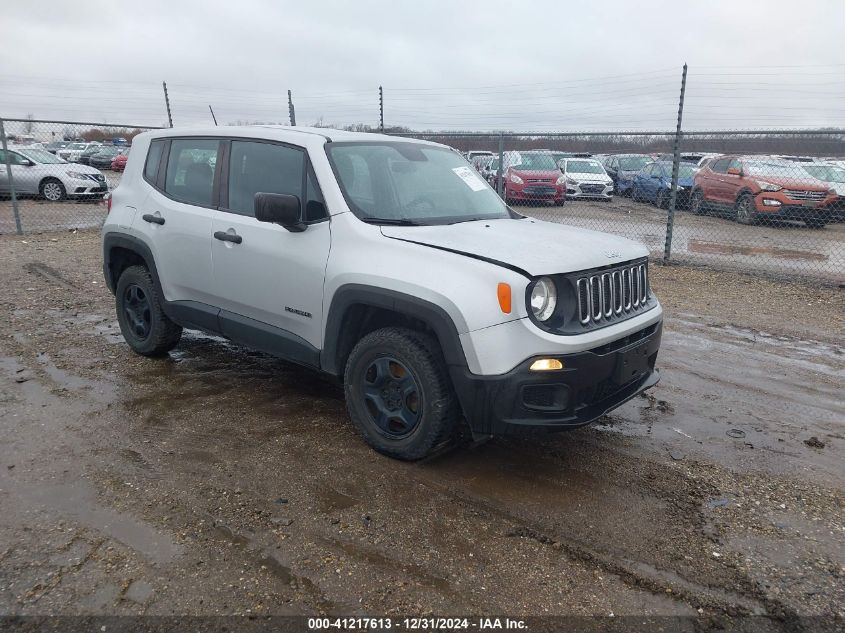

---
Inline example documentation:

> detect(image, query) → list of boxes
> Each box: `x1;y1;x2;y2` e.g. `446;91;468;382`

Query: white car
560;158;614;199
0;146;108;201
56;141;101;163
102;127;662;460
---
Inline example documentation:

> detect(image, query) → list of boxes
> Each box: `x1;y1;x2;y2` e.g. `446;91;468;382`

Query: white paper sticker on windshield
452;166;487;192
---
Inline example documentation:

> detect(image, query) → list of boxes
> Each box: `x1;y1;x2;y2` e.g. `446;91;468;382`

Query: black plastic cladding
526;257;653;335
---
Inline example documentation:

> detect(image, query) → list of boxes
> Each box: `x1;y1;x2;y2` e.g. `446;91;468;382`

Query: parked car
111;150;130;172
559;158;613;200
89;147;128;169
0;147;108;201
472;154;493;173
466;150;494;163
690;156;836;227
481;156;500;183
57;142;101;163
801;162;845;220
604;154;652;195
631;161;697;208
45;141;72;155
78;145;109;165
498;151;566;205
102;127;662;460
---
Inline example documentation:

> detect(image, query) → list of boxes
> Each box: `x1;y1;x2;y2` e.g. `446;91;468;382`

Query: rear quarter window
144;140;165;183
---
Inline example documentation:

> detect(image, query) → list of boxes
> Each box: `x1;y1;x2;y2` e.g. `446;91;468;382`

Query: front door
211;139;331;353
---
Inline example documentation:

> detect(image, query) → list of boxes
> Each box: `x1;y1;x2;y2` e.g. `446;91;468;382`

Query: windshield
68;143;87;150
19;149;67;164
327;142;511;225
566;160;605;174
97;147;122;156
618;156;650;171
510;153;558;171
744;162;813;179
803;164;845;183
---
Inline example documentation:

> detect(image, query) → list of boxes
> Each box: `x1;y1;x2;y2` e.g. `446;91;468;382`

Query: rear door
133;137;220;308
210;138;331;355
705;158;731;204
722;158;744;204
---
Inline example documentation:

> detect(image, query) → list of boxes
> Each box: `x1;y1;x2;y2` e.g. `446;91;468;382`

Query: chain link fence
0;118;160;233
2;117;843;283
404;130;845;283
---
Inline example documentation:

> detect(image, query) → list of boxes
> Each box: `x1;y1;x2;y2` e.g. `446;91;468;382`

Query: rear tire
115;265;182;356
344;327;460;461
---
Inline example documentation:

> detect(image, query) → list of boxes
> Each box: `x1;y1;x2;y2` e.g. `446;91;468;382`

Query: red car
691;156;836;228
111;152;129;172
495;151;565;206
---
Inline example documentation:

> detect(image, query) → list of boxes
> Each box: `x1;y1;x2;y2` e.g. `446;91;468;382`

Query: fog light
530;358;563;371
762;198;782;206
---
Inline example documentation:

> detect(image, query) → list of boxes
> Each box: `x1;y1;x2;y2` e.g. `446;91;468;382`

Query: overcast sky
2;0;843;132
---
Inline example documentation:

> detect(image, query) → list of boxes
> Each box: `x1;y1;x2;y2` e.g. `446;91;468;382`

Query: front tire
40;178;66;202
655;188;668;209
115;265;182;356
690;189;706;215
735;193;756;225
344;327;459;460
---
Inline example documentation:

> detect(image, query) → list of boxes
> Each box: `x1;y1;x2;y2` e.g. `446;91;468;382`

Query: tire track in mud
396;441;805;629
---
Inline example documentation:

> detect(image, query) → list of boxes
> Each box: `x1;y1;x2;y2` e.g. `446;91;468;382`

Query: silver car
0;147;108;201
56;141;101;163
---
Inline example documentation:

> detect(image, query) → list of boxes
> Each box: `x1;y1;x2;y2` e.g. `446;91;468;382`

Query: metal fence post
288;90;297;126
496;132;504;197
0;118;23;235
663;63;688;264
162;81;173;128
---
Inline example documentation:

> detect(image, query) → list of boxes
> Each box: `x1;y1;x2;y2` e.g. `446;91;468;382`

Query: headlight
556;175;566;185
66;171;89;179
529;277;557;322
509;173;523;184
677;186;685;191
756;181;781;192
566;177;579;186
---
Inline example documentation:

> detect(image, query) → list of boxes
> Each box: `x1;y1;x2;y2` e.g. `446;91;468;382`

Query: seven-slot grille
576;262;648;326
783;189;826;201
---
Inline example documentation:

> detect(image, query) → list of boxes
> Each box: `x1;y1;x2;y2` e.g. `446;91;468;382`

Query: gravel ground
0;231;842;630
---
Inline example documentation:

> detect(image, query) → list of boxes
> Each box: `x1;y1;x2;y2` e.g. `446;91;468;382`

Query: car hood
381;218;648;276
54;163;102;174
510;168;560;179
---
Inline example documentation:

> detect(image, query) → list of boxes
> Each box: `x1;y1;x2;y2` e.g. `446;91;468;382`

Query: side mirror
19;159;34;167
254;192;306;232
726;167;742;177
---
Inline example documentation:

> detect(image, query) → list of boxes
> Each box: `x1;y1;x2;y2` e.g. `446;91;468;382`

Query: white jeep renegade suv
102;127;663;460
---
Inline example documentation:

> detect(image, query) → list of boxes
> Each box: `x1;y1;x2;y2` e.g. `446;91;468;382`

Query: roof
138;125;444;147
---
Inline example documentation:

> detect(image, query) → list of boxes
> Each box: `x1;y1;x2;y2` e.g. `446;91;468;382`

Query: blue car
631;161;697;209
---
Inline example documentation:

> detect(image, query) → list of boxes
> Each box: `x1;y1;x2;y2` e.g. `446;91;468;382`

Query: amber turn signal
497;283;512;314
529;359;564;371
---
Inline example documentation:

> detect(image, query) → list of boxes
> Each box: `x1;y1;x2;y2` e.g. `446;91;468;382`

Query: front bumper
566;182;614;199
753;196;833;222
66;175;108;197
507;183;565;201
450;321;662;437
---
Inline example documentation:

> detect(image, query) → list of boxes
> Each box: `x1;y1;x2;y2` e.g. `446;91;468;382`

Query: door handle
142;213;165;225
214;231;242;244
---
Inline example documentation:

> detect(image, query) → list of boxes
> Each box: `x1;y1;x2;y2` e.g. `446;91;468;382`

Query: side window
305;168;328;222
226;140;303;216
711;158;730;174
164;139;219;207
728;158;742;173
144;140;165;183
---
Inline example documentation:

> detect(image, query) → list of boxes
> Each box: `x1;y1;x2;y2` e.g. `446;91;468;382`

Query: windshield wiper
360;217;424;226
